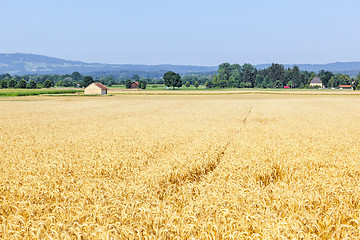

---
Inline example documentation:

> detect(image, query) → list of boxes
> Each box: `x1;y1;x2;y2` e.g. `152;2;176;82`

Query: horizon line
1;52;360;67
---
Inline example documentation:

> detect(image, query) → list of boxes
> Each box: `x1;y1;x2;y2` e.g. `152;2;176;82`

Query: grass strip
0;89;83;97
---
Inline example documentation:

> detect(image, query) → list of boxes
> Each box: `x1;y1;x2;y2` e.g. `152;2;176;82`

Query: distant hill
0;53;217;77
1;53;359;76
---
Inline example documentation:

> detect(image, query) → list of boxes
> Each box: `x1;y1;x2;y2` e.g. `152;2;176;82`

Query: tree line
205;63;360;89
0;72;136;89
0;71;211;89
1;63;360;90
0;72;86;89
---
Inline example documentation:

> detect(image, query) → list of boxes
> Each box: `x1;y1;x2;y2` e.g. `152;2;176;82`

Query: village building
131;81;139;88
310;77;323;88
339;85;352;89
84;82;108;95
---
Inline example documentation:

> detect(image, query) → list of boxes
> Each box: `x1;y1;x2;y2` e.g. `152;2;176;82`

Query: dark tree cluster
138;80;147;89
1;65;359;90
163;71;182;89
181;74;212;85
206;63;360;89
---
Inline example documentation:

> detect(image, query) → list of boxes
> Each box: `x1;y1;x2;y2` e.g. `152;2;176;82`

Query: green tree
319;70;333;87
231;63;241;72
212;73;220;86
218;63;232;82
181;76;191;85
189;75;199;85
106;76;116;86
219;80;227;88
275;80;283;88
29;80;37;89
268;63;285;87
71;72;82;81
163;71;182;90
8;79;16;88
194;81;199;89
287;80;293;88
228;75;236;87
63;77;73;87
308;72;316;85
83;76;94;88
262;75;271;88
328;76;335;88
185;81;190;88
44;79;52;88
352;73;360;90
1;80;8;89
125;79;132;89
205;81;213;88
132;74;140;82
255;75;264;88
18;79;27;88
339;74;350;85
291;65;302;88
242;63;256;87
139;80;147;89
355;73;360;89
230;69;241;87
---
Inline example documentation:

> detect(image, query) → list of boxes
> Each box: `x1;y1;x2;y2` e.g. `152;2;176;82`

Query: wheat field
1;94;360;239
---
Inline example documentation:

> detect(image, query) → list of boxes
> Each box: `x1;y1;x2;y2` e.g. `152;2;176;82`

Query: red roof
93;82;108;90
130;82;139;88
339;85;351;88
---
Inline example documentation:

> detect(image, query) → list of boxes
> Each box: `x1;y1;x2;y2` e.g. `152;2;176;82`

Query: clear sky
1;0;359;66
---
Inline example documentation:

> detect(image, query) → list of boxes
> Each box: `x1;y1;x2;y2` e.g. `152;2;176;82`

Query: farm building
131;81;139;88
84;82;108;95
339;85;352;89
310;77;323;88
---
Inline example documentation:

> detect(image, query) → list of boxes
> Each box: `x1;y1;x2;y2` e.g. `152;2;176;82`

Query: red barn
131;81;139;88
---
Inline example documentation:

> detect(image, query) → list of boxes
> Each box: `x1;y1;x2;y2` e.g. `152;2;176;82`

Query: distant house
131;81;139;88
310;77;323;88
84;82;108;95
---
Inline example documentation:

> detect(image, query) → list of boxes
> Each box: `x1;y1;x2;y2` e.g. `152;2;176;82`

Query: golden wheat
1;94;360;239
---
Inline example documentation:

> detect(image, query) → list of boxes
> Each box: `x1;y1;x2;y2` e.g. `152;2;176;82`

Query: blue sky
1;0;359;65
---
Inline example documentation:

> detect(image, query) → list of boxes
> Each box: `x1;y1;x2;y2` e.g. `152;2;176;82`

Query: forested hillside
1;53;360;76
0;53;217;76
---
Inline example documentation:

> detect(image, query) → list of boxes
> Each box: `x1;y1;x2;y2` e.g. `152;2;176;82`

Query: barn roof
93;82;108;90
311;77;322;84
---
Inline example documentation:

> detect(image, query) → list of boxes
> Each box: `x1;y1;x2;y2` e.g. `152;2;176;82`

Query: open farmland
1;94;360;239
